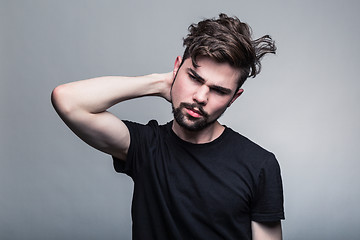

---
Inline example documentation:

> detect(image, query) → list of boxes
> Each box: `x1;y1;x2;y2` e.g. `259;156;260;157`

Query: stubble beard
172;102;221;132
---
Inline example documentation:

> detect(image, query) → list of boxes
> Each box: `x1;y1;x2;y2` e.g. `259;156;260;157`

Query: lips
178;102;208;119
186;107;202;118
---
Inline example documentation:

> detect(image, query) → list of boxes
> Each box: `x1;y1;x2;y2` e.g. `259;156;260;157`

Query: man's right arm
51;73;173;161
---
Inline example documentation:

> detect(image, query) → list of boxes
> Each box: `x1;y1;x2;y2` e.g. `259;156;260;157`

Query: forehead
183;57;240;89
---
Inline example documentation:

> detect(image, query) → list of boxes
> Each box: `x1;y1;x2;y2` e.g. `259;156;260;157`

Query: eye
189;73;201;83
212;89;227;95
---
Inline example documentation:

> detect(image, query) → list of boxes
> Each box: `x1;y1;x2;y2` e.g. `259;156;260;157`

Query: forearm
52;73;172;115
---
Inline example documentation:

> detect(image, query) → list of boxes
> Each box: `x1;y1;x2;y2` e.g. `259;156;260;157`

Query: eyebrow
187;68;233;94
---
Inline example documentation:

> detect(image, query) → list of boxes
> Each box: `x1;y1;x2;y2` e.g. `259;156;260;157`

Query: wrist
148;73;173;101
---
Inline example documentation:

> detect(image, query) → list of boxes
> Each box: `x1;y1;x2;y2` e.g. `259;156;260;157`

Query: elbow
51;84;76;117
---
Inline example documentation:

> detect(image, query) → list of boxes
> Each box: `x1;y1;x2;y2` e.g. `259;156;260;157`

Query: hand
157;72;174;102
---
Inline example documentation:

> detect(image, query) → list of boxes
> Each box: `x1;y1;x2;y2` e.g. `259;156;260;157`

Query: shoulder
124;119;159;129
124;119;159;133
225;127;273;155
224;127;278;167
124;119;170;141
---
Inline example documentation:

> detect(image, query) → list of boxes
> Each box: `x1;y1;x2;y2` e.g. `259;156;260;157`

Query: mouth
175;102;208;120
185;107;203;118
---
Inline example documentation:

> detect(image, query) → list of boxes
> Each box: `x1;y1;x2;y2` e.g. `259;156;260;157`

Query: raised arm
51;72;174;161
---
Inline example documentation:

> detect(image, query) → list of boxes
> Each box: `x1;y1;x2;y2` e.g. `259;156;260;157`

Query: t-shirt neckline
166;121;230;148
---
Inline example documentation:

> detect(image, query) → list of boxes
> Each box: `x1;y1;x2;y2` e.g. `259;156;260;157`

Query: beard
172;102;221;131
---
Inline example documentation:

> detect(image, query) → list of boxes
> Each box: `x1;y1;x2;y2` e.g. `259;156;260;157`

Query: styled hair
182;13;276;88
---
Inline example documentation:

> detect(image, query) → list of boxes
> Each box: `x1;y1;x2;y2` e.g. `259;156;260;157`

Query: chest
150;143;258;218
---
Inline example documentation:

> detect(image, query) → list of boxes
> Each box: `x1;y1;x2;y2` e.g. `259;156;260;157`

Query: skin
170;56;243;143
252;221;282;240
51;56;282;239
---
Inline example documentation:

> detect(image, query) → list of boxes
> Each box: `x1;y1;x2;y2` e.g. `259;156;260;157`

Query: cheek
207;98;232;114
171;78;192;103
170;84;183;108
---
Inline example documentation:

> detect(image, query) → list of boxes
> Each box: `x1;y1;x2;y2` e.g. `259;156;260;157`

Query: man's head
181;13;276;89
170;14;276;132
171;56;242;132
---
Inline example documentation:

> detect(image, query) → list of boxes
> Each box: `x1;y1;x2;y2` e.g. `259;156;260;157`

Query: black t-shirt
113;120;284;240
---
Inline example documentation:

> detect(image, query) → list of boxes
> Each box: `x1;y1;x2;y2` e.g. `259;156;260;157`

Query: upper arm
52;85;130;161
251;221;282;240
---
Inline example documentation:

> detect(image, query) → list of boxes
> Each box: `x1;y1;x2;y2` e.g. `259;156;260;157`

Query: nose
193;85;209;105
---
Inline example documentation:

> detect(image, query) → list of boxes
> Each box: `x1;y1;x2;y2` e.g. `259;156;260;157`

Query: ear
173;56;182;78
228;89;244;107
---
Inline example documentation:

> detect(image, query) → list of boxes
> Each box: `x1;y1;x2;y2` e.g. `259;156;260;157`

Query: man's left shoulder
225;127;276;162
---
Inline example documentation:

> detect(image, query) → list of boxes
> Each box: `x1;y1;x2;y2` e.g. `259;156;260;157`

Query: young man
52;14;284;240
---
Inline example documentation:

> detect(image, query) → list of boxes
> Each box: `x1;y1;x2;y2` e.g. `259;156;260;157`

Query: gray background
1;0;359;239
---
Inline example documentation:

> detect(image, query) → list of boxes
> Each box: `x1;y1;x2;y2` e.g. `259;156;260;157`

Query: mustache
180;102;208;117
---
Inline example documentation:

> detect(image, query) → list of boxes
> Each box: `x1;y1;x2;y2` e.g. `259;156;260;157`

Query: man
52;14;284;240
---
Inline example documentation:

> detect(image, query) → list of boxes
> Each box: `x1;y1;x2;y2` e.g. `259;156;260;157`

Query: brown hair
182;13;276;88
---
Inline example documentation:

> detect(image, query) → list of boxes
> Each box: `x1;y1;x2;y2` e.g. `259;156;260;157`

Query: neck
172;120;225;144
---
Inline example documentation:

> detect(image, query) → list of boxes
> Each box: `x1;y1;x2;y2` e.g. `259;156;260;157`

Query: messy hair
182;13;276;88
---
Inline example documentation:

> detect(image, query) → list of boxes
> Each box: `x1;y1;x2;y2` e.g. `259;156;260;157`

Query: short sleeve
112;120;159;179
251;154;285;222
